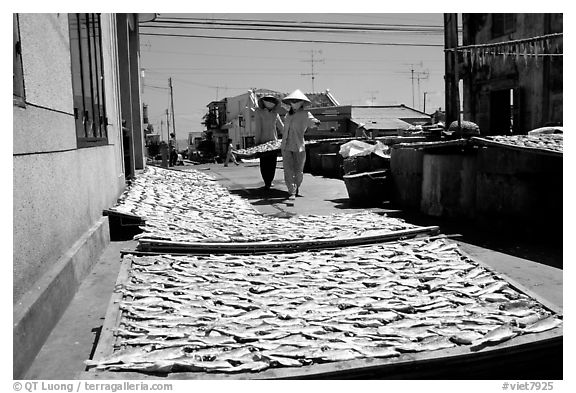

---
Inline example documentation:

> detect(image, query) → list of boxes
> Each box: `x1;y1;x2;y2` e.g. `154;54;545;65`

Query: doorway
490;88;520;135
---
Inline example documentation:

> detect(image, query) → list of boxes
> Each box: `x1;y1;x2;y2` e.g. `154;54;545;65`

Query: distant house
455;13;563;134
203;99;227;154
308;105;432;138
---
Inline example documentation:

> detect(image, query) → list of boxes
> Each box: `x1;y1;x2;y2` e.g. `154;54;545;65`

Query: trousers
282;150;306;195
169;150;177;166
224;150;237;165
259;151;277;187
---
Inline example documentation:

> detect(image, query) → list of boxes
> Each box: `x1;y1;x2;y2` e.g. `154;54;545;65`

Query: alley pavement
23;160;563;379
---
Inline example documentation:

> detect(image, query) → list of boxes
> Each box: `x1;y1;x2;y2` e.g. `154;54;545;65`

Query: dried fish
266;355;304;367
85;346;151;367
449;331;484;345
356;347;400;358
316;349;364;362
522;316;562;334
515;313;545;328
98;237;560;375
103;360;174;373
214;361;270;373
471;324;518;349
395;336;455;353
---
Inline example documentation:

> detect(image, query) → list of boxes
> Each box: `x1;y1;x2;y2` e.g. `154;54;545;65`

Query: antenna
366;90;379;106
300;50;325;94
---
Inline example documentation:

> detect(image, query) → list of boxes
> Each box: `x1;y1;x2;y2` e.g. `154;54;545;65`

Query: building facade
13;13;151;378
458;13;563;134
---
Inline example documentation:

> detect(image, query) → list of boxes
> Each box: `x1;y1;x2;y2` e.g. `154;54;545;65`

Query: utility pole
165;109;170;142
444;13;460;130
423;92;430;113
169;77;176;140
300;50;324;93
403;62;423;108
411;68;414;107
415;71;429;110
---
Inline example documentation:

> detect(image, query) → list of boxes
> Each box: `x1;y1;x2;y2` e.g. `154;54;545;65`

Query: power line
142;48;447;64
142;20;446;34
140;32;444;47
141;24;445;36
146;16;447;29
143;84;170;90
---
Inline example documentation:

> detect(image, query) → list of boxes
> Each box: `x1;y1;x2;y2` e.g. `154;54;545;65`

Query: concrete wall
475;147;562;236
226;92;256;149
390;145;561;237
13;14;125;303
420;153;477;219
390;148;424;210
13;13;134;378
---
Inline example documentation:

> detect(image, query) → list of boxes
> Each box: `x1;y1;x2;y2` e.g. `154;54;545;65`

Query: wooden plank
391;139;468;150
136;226;440;254
90;255;132;362
123;234;463;258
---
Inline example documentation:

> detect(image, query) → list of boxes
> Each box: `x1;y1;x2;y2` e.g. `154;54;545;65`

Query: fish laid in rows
91;239;562;375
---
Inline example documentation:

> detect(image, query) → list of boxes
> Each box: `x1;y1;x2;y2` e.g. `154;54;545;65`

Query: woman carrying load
280;89;320;203
253;93;284;190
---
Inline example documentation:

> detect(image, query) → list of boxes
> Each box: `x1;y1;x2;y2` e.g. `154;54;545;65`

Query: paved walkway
24;161;563;379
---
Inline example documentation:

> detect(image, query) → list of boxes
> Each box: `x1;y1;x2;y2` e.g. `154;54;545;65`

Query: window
243;136;255;149
13;13;25;106
68;14;108;147
492;14;516;38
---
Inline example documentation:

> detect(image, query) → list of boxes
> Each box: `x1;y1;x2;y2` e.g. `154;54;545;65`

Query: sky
139;13;453;141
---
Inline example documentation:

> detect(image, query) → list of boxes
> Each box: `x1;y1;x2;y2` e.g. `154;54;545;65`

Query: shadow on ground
229;187;290;202
390;207;563;270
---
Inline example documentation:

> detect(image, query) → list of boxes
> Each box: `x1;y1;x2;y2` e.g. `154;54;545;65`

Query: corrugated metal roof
351;106;431;130
352;106;430;120
352;117;412;131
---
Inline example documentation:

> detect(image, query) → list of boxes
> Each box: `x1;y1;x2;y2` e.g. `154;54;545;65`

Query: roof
350;105;431;130
352;117;412;131
252;88;283;96
207;100;226;107
305;90;340;107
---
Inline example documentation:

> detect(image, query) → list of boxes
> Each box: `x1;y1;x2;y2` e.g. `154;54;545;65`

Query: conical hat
258;94;281;109
282;89;311;103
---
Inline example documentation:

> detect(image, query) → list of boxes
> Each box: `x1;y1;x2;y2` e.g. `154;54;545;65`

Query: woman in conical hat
280;89;320;203
253;94;284;190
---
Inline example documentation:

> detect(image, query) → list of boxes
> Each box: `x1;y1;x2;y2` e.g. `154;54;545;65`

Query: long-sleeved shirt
254;108;283;144
281;110;319;152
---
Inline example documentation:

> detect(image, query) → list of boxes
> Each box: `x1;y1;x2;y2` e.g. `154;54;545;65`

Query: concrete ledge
13;217;110;379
